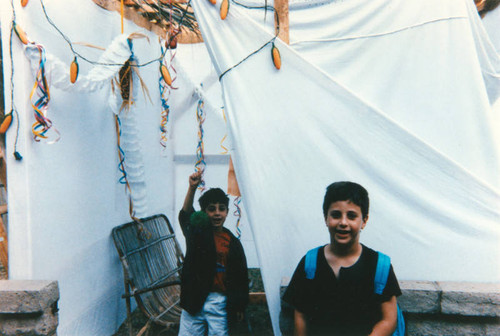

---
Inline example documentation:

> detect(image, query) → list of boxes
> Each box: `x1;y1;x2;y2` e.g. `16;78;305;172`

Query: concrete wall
280;279;500;336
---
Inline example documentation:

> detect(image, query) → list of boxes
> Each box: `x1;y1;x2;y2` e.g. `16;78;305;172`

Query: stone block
0;280;59;314
399;280;440;314
0;280;59;336
406;316;486;336
439;282;500;317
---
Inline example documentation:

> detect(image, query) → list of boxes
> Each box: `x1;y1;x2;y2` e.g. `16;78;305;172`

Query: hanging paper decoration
271;43;281;70
29;43;60;142
195;97;206;191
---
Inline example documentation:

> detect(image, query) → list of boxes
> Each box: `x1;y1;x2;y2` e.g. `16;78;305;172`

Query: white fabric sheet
190;0;500;334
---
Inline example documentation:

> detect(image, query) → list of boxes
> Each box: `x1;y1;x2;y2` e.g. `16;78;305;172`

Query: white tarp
190;0;500;334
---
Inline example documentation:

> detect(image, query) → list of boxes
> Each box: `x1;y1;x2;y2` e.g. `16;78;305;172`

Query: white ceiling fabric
190;0;500;334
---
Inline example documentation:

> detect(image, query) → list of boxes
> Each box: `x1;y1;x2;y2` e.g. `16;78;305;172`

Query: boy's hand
189;171;202;189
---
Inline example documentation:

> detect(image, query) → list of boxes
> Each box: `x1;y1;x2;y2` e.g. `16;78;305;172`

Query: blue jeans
178;292;229;336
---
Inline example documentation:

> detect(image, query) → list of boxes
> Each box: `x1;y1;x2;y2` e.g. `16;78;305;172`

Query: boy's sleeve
282;257;310;313
178;209;194;236
381;265;402;301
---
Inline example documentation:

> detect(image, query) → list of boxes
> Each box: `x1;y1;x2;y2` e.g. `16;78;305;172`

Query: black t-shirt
283;244;401;336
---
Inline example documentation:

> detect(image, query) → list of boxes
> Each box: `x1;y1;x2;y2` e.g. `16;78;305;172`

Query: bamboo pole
274;0;290;44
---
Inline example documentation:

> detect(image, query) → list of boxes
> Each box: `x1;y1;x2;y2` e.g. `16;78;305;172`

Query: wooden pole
274;0;290;44
0;146;7;277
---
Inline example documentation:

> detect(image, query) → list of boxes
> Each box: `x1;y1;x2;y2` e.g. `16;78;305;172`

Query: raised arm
369;296;397;336
181;171;202;213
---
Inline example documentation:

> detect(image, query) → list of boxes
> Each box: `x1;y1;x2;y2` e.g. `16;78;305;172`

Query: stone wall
0;280;59;336
280;278;500;336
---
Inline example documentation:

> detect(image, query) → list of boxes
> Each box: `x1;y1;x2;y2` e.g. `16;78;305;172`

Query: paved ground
113;302;273;336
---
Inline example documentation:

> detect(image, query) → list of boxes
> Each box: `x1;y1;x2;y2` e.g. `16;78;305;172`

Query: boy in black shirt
283;181;401;336
178;171;249;335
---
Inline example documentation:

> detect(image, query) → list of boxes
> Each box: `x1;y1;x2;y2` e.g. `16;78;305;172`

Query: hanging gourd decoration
220;0;229;20
70;57;79;84
167;35;177;49
160;63;172;86
0;113;13;134
209;0;216;5
13;22;29;45
21;0;29;7
271;43;281;70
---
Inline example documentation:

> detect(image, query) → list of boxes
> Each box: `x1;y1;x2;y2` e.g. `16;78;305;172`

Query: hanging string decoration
233;196;242;239
195;97;206;191
8;1;23;160
29;43;60;143
158;39;178;149
219;1;282;80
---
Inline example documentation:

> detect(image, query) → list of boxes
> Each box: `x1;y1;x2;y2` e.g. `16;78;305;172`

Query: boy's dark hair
322;181;369;220
198;188;229;211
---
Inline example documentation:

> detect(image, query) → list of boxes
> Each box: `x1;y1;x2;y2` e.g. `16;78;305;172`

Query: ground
113;269;274;336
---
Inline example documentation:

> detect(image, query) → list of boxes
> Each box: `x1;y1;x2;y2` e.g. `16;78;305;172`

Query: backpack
304;246;405;336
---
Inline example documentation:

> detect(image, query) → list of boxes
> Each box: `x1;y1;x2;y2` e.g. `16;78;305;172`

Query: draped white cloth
24;35;149;217
190;0;500;334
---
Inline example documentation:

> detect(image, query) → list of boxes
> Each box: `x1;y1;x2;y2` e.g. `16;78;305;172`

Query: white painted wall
1;1;173;334
0;1;258;335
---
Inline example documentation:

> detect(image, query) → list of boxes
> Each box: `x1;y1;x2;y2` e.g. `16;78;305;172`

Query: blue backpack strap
374;252;391;295
375;252;406;336
304;246;322;280
394;305;406;336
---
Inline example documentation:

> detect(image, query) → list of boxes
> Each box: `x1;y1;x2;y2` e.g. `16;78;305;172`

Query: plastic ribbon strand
158;42;178;149
195;97;206;191
220;107;229;154
233;196;242;239
29;43;60;143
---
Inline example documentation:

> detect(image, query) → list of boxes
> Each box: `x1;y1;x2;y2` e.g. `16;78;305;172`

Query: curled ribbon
30;43;60;143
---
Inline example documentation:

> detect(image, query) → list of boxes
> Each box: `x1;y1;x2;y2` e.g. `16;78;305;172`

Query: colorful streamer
158;41;178;149
29;43;60;143
195;97;206;191
233;196;242;239
220;107;229;154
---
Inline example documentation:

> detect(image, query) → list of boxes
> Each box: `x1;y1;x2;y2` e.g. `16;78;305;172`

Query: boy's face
325;200;368;248
205;203;228;229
